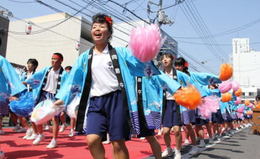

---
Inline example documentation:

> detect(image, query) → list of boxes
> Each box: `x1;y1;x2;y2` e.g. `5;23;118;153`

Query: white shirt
165;69;175;100
26;72;33;91
43;68;61;94
90;45;120;97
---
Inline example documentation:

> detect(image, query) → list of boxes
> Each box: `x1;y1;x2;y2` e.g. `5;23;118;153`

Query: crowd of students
0;13;257;159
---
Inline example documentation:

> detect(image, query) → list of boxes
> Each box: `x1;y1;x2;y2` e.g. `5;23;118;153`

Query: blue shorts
182;109;196;125
162;100;182;127
0;100;9;117
137;126;155;138
85;90;131;141
212;110;224;124
195;109;209;126
137;107;155;137
222;112;233;122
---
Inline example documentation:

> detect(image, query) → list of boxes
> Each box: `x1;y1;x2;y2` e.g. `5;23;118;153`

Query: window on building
249;92;255;97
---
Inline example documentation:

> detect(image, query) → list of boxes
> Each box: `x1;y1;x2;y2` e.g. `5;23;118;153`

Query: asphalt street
145;127;260;159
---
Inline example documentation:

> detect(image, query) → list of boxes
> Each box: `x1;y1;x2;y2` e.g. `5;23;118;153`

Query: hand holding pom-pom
234;88;242;97
219;80;232;93
221;93;232;102
219;64;233;81
129;24;163;62
173;85;202;110
232;81;240;91
245;100;251;106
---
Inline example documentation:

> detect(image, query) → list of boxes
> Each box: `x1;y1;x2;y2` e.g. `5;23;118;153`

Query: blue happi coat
180;71;220;112
25;66;68;103
56;47;161;134
140;71;181;129
0;56;26;102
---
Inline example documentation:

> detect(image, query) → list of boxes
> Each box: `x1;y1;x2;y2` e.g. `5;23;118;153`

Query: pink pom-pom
237;106;244;113
198;96;219;119
247;103;253;108
235;97;241;105
232;81;240;92
129;24;163;62
219;81;232;93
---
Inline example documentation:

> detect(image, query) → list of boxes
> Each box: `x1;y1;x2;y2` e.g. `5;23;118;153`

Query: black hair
27;58;38;72
53;52;63;61
160;53;175;63
256;95;260;101
175;57;190;75
65;66;72;71
92;13;113;37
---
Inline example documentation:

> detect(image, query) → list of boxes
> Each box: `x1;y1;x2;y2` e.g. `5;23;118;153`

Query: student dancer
19;59;39;140
54;13;161;159
136;70;182;159
174;57;221;154
0;56;26;158
23;53;67;148
160;53;192;159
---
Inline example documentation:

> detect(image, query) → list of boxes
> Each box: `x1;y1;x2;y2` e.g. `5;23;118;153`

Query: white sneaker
184;139;190;145
59;124;66;133
32;134;44;145
213;135;221;144
0;130;5;135
13;125;21;132
174;149;181;159
140;137;145;140
206;138;216;148
44;125;50;131
26;133;37;140
102;140;111;144
198;139;205;148
189;145;200;155
157;129;162;136
208;138;214;144
16;128;27;133
46;139;57;149
68;129;75;137
161;147;174;157
23;128;33;139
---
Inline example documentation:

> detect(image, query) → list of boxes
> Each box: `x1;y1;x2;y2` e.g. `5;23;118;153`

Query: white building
6;12;178;70
6;13;93;70
232;38;260;101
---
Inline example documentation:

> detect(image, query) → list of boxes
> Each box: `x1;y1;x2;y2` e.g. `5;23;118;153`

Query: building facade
232;38;260;101
6;13;93;70
6;13;178;71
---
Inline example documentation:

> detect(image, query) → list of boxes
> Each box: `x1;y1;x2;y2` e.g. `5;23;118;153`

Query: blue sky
1;0;260;74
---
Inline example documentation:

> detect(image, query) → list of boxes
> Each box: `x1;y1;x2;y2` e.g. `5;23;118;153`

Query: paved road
145;127;260;159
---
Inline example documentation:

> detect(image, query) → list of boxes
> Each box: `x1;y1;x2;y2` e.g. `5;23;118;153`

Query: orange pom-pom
245;100;250;106
234;88;242;97
256;103;260;109
173;85;202;110
221;93;232;102
246;110;253;115
219;64;233;81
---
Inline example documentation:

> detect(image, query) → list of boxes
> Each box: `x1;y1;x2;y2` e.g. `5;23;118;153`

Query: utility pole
0;6;12;57
147;0;173;27
147;0;184;66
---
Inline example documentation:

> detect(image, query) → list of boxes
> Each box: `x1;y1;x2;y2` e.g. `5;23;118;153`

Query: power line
172;18;260;39
178;40;260;46
35;0;128;44
180;1;225;62
9;2;89;35
161;0;185;10
7;0;35;3
107;0;150;24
